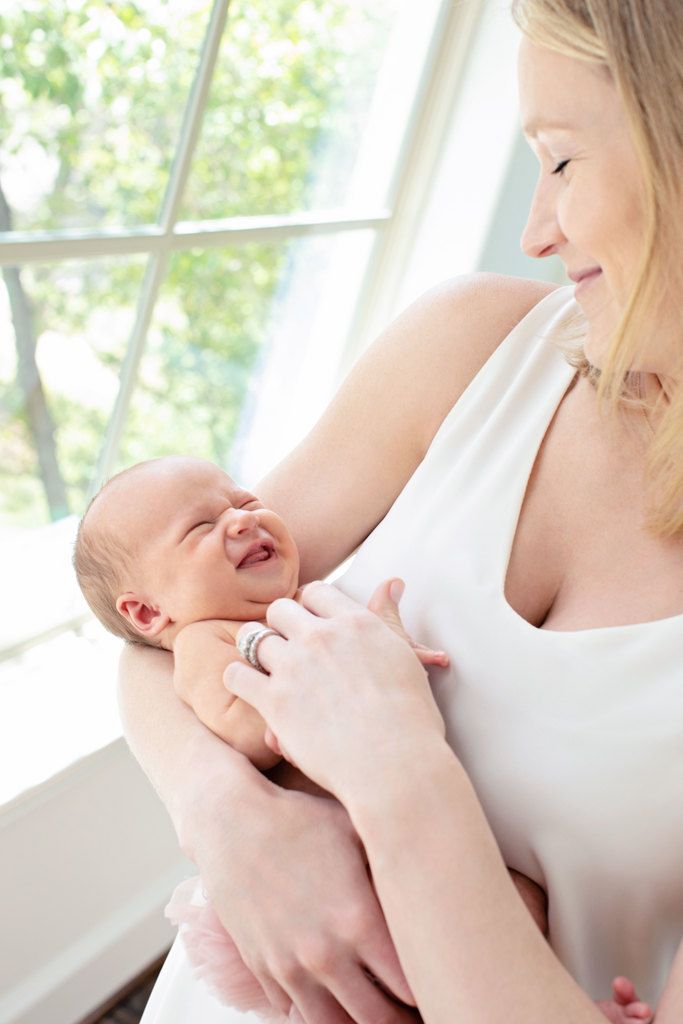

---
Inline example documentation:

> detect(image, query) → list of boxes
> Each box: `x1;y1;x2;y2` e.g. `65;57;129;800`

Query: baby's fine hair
73;462;161;648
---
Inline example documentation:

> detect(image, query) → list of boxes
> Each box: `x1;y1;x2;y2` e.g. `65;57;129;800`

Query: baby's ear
116;593;171;639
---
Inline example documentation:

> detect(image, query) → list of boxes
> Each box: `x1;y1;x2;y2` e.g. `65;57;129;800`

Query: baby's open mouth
237;542;275;569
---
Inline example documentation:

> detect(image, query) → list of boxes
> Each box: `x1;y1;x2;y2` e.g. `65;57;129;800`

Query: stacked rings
236;626;280;674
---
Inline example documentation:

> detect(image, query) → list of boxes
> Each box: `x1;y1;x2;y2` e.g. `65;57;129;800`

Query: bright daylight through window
0;0;450;802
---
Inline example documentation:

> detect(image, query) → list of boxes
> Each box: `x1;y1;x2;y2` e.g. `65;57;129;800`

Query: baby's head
74;456;300;650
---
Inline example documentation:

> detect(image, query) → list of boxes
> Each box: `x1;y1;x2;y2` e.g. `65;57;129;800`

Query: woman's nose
520;176;565;259
225;508;259;537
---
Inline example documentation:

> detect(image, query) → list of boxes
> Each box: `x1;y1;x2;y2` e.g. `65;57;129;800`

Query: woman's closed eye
552;158;570;176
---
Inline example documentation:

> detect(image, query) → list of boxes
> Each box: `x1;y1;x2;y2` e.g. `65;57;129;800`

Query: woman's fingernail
390;579;405;603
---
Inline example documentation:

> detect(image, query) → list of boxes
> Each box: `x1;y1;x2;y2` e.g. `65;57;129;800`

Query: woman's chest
505;376;683;632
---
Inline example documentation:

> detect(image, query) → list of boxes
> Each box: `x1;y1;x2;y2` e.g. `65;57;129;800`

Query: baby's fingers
612;977;639;1005
413;644;450;668
611;977;654;1022
624;1004;654;1022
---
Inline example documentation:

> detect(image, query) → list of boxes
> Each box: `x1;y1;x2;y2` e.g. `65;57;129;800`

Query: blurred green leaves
0;0;395;526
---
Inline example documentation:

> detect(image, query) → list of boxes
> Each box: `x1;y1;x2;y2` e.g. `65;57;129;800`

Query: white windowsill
0;620;124;808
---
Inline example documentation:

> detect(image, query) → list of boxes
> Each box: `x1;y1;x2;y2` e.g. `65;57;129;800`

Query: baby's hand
595;977;654;1023
410;642;450;668
366;578;449;669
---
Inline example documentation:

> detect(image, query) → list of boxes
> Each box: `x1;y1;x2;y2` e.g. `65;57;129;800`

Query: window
1;0;481;801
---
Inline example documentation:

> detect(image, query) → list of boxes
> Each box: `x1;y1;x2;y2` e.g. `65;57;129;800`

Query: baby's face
107;457;299;638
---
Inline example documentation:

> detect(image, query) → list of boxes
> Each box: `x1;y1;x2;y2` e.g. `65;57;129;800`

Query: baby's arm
173;620;278;771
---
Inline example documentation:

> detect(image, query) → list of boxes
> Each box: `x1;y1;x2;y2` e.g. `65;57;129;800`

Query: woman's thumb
367;578;409;637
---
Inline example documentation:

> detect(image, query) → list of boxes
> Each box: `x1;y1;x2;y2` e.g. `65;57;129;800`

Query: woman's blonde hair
511;0;683;536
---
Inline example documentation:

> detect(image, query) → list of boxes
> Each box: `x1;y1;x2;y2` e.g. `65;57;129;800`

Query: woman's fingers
226;658;275;720
235;619;288;673
266;597;314;636
357;927;416;1008
198;786;414;1024
229;578;447;803
324;965;417;1024
279;981;358;1024
366;579;415;644
257;975;293;1017
299;579;366;618
367;579;449;667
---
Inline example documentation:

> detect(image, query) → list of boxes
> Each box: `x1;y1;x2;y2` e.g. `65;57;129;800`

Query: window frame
0;0;487;660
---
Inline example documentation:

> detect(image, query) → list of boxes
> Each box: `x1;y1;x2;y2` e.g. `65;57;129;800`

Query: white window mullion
157;0;232;233
93;0;231;489
338;0;487;380
0;210;392;266
184;0;483;482
0;226;165;265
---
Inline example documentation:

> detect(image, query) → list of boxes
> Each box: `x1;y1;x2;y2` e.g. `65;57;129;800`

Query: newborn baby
75;455;445;765
74;456;653;1024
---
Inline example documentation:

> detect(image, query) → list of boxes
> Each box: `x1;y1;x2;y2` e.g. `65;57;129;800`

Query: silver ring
236;626;280;674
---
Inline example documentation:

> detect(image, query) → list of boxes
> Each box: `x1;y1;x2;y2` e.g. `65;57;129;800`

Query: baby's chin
237;569;300;617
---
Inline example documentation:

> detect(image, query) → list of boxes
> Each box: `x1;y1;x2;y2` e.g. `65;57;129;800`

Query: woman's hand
367;578;449;669
225;580;448;806
191;779;417;1024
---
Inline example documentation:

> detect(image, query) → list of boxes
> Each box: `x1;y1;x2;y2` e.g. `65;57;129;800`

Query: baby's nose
226;508;259;536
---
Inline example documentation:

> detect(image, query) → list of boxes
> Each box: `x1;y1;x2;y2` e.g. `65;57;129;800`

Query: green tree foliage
0;0;393;526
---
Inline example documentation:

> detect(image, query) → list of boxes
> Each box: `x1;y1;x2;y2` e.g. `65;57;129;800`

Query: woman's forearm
118;642;417;1022
117;642;268;858
349;746;605;1024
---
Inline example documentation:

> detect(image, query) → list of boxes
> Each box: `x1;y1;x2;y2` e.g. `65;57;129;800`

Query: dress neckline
499;357;683;640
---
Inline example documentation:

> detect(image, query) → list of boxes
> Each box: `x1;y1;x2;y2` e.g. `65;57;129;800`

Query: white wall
0;740;190;1024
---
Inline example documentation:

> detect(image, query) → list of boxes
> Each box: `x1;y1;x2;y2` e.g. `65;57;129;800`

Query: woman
123;1;683;1021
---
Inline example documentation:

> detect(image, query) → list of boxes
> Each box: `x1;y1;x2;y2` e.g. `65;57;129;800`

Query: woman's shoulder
424;272;559;348
407;273;561;450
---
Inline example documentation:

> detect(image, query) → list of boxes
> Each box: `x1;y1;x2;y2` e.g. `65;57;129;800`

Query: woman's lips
574;268;602;297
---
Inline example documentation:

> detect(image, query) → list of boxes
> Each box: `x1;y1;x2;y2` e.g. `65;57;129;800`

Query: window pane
180;0;443;220
116;230;375;478
0;1;209;232
0;255;147;528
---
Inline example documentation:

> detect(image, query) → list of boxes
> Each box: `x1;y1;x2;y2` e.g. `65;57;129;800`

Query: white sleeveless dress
142;285;683;1021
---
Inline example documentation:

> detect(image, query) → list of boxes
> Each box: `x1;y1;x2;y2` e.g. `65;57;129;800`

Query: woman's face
518;39;651;370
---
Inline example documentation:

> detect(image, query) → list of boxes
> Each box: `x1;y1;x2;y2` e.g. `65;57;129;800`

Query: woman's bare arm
118;273;556;1022
119;642;416;1022
353;751;607;1024
356;752;678;1023
257;273;556;581
118;643;255;852
656;940;683;1022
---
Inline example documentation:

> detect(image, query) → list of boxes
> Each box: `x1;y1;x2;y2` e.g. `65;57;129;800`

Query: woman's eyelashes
552;158;570;176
